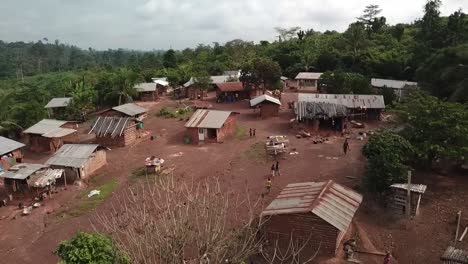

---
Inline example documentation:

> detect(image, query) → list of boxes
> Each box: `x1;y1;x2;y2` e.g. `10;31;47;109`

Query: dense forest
0;0;467;132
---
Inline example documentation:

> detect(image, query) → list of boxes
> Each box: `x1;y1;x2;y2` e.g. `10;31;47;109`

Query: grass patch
245;142;266;163
156;106;193;120
235;125;248;140
55;178;119;220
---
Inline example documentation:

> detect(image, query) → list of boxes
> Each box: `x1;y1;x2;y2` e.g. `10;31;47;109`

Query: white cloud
0;0;466;50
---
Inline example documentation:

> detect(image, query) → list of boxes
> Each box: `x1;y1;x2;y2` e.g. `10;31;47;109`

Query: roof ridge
309;180;333;211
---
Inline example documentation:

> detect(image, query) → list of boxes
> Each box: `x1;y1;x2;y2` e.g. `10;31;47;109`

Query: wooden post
406;171;412;218
459;227;468;242
63;170;67;188
455;211;462;243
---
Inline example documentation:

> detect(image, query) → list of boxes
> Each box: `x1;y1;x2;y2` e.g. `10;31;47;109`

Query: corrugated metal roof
390;183;427;194
295;101;348;119
0;163;49;180
44;97;72;108
89;116;132;138
280;76;289;80
371;78;418;89
24;119;69;135
261;180;363;232
151;77;168;82
45;144;99;168
42;128;76;138
441;246;468;263
298;93;385;109
185;110;232;129
295;72;323;80
184;75;231;88
250;94;282;107
154;79;169;86
216;82;245;92
0;136;25;156
135;83;156;92
112;103;147;117
31;169;64;187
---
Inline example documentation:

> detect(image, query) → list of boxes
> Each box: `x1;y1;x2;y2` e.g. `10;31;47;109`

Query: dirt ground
0;92;466;264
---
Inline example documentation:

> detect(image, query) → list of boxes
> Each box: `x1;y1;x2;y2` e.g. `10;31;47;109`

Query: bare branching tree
260;231;320;264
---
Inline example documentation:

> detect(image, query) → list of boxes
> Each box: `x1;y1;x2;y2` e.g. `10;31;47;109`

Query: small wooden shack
135;83;158;102
184;110;238;144
389;183;427;216
294;72;323;93
152;78;171;95
44;97;72;118
441;246;468;264
0;163;64;198
45;144;106;181
101;103;148;121
261;180;363;257
0;136;25;172
250;94;282;118
23;119;77;153
89;116;139;147
215;82;248;103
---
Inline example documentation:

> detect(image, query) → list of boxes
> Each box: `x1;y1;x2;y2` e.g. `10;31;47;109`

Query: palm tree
111;69;138;105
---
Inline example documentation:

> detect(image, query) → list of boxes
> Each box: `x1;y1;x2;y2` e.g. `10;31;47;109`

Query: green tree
55;232;129;264
362;131;414;194
319;70;372;94
111;69;138;105
192;72;211;100
395;91;468;166
344;22;368;64
163;49;177;68
67;81;96;121
240;58;281;93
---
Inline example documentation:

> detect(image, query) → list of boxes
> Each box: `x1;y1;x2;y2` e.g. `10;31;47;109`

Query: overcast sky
1;0;467;50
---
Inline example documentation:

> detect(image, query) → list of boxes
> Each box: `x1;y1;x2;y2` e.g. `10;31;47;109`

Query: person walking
271;164;276;177
249;128;252;137
275;161;280;176
253;129;256;137
343;138;350;155
265;178;272;194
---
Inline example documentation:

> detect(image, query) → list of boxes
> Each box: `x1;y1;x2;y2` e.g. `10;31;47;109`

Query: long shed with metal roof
24;119;77;153
89;116;139;147
261;180;363;257
184;110;239;144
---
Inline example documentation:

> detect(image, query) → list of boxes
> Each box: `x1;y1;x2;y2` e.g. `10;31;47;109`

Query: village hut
101;103;148;121
389;183;427;216
441;246;468;264
250;94;282;118
0;136;25;171
183;75;231;99
371;78;418;101
23;119;77;153
45;144;106;181
135;83;158;102
44;97;72;118
260;180;363;257
184;110;238;144
0;163;64;198
152;78;171;95
89;116;140;147
215;82;248;103
294;72;323;93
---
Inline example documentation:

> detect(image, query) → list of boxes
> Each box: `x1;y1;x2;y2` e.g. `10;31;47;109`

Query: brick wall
216;114;237;142
263;212;340;257
96;124;138;147
28;135;64;153
185;127;200;144
82;150;107;179
260;103;280;118
138;91;157;101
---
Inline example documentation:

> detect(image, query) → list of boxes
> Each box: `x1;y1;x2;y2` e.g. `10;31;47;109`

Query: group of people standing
249;128;256;137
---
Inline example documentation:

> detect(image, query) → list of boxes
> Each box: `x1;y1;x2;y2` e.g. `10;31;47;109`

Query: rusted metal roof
0;136;25;156
0;163;49;180
135;83;157;92
441;246;468;263
295;72;323;80
390;183;427;194
371;78;418;89
24;119;76;138
250;94;281;107
44;97;72;108
46;144;99;168
89;116;132;138
298;93;385;109
31;169;64;187
112;103;147;117
261;180;363;232
215;82;245;92
185;110;232;129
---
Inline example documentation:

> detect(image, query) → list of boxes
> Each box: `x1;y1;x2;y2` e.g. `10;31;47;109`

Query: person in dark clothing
253;129;256;136
271;164;276;177
343;139;349;155
249;128;252;137
383;253;391;264
275;161;280;176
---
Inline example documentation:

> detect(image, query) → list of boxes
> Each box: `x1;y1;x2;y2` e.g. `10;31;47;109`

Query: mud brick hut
23;119;77;153
0;136;25;171
135;83;158;102
260;180;363;258
0;163;64;198
183;75;231;100
389;183;427;216
371;78;418;102
294;72;323;93
89;116;140;147
46;144;106;181
101;103;148;121
250;94;282;118
152;78;171;95
441;246;468;264
184;109;238;144
44;97;72;118
215;82;249;103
